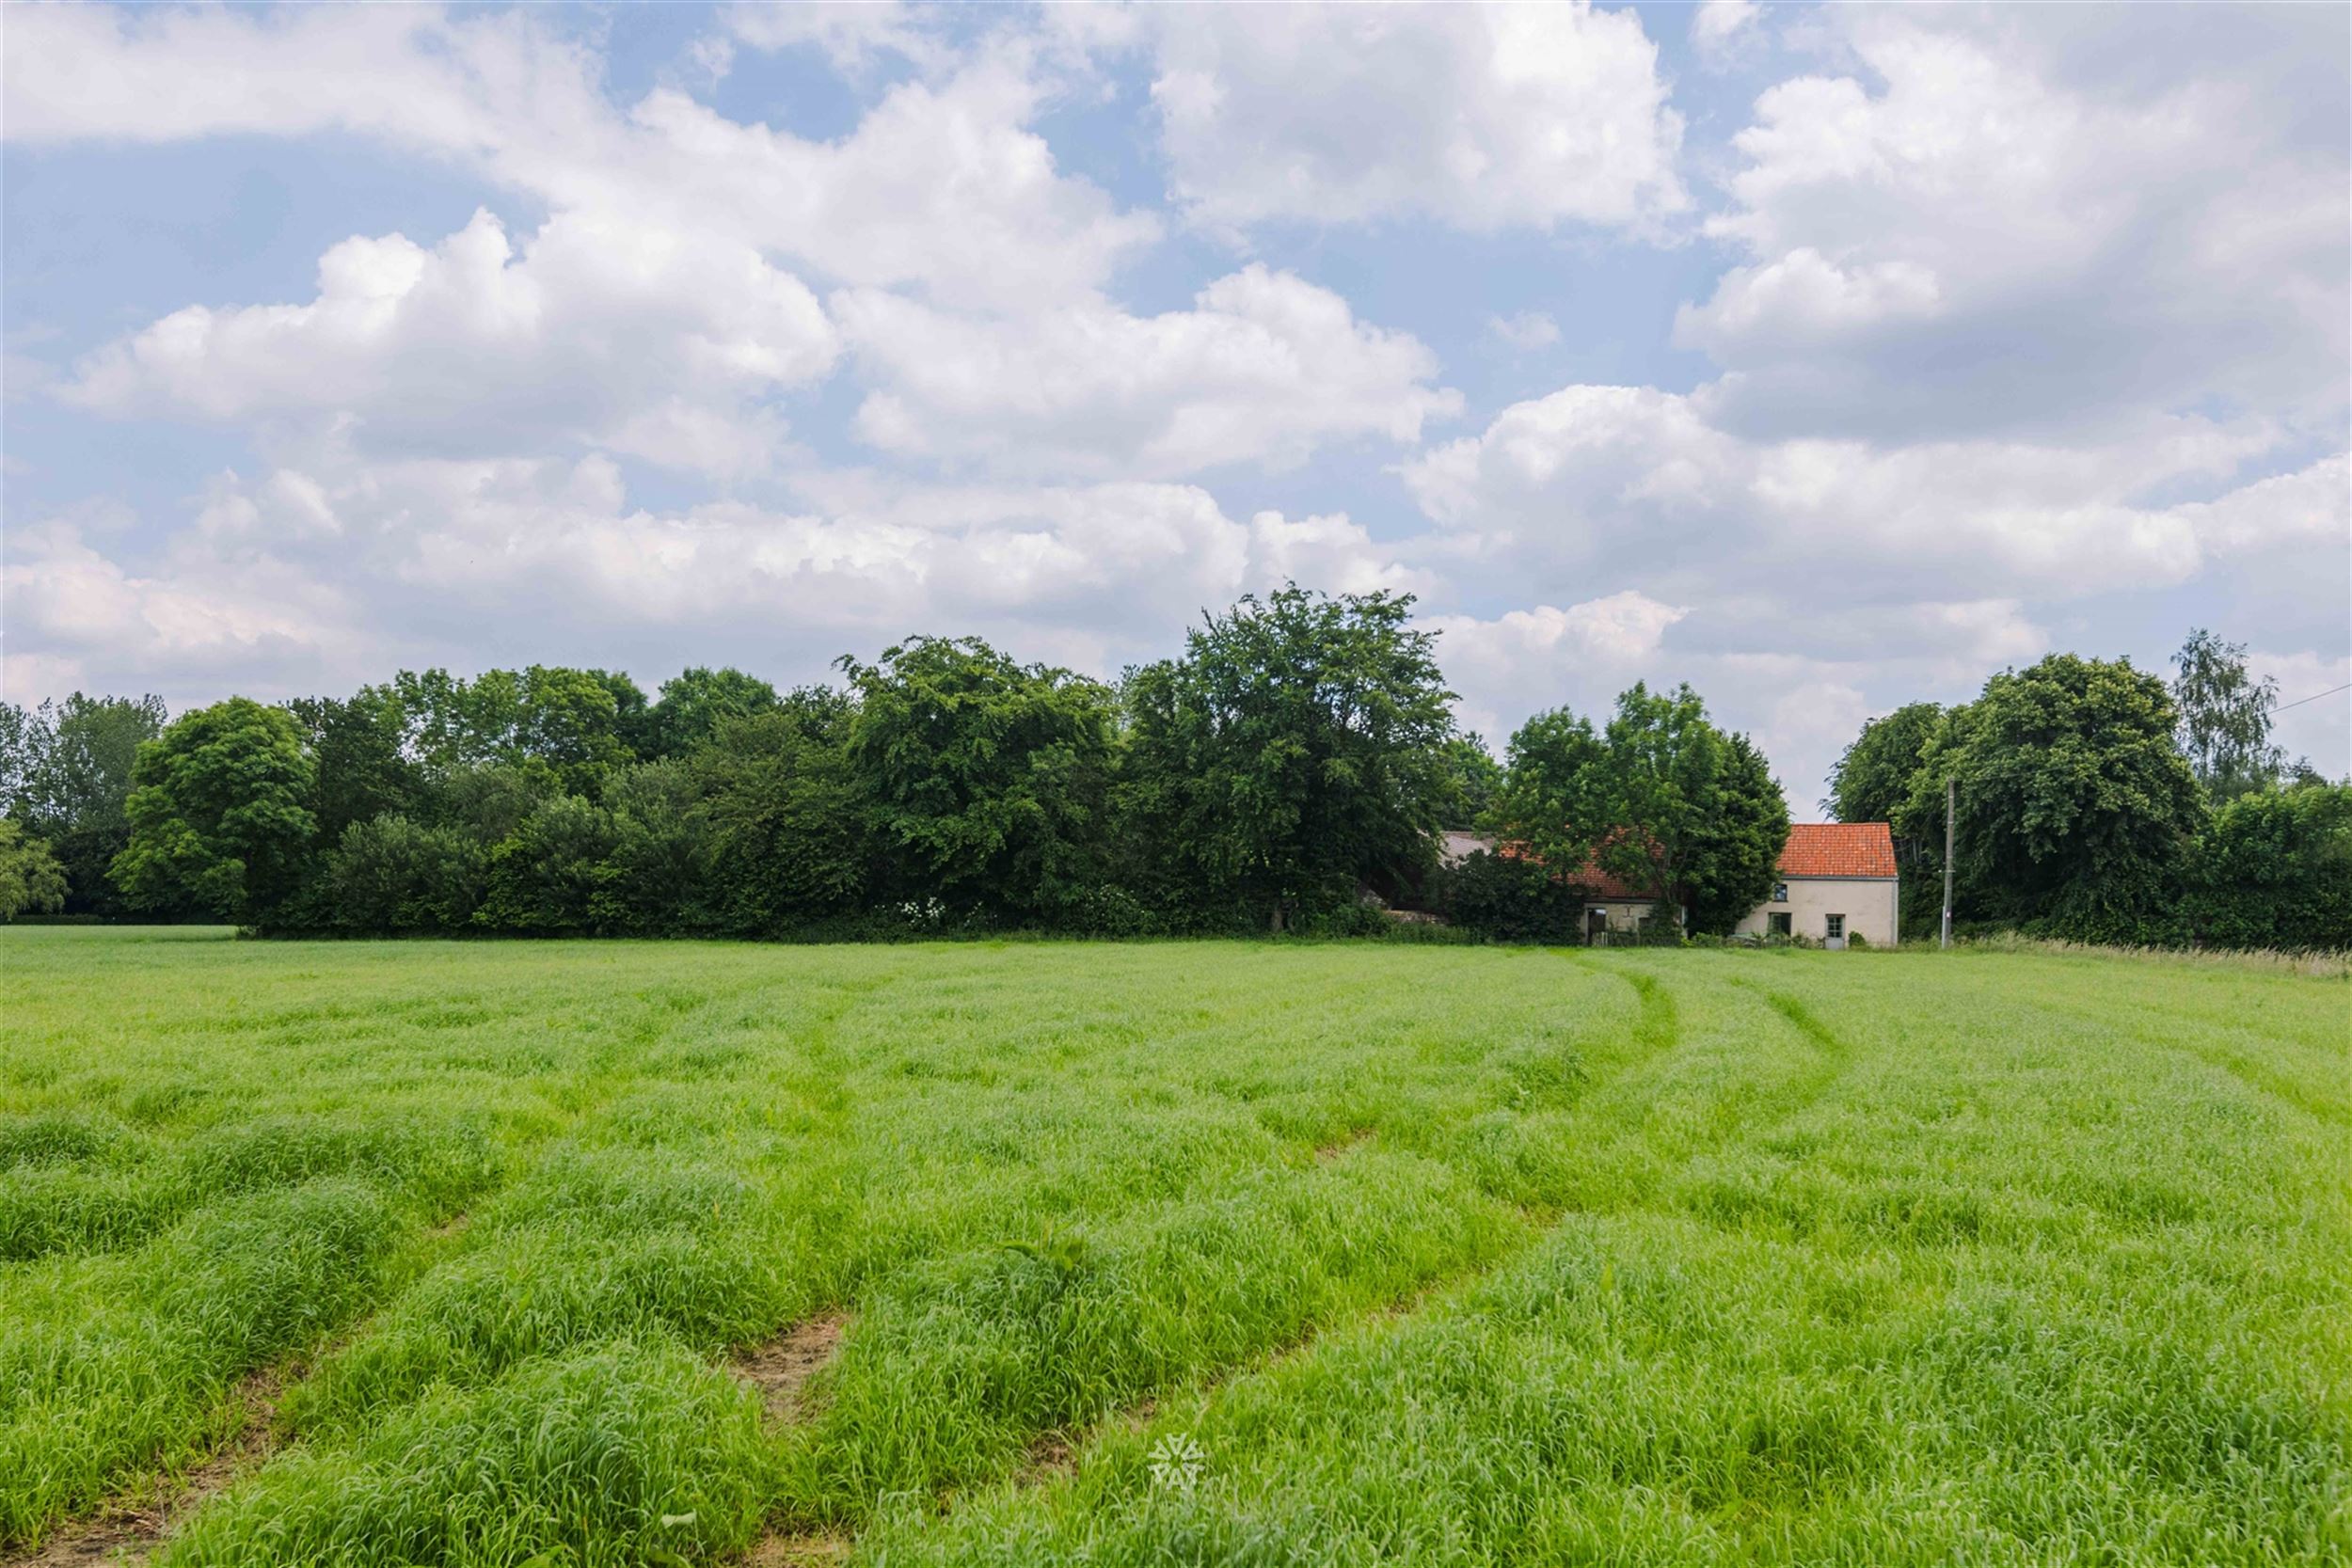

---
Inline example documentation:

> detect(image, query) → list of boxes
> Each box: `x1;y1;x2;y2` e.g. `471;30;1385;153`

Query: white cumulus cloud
835;265;1460;478
64;209;837;477
1140;2;1686;235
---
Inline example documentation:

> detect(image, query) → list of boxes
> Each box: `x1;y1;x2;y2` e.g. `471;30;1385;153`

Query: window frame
1824;913;1845;941
1767;911;1791;937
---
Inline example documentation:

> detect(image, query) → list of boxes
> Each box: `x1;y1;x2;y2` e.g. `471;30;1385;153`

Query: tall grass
1954;928;2352;978
1;929;2343;1565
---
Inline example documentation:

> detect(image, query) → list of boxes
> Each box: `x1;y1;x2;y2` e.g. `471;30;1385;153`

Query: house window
1768;911;1791;937
1824;913;1845;941
1772;882;1788;903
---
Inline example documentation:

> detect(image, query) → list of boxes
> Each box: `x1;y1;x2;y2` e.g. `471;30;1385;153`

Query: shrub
2179;784;2352;952
326;815;486;933
1432;851;1585;943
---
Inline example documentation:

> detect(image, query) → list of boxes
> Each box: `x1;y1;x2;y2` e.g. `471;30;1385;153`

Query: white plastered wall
1734;878;1899;946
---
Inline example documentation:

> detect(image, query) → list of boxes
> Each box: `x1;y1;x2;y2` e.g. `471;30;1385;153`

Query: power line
2269;681;2351;715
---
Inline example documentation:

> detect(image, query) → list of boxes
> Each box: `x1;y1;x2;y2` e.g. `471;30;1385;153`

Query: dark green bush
1433;851;1586;943
2180;784;2352;951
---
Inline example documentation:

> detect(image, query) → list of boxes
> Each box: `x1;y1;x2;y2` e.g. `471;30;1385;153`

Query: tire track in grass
1;1201;485;1566
8;964;810;1554
0;1286;411;1568
937;958;1866;1545
1554;951;1680;1056
911;960;1673;1534
1728;980;1857;1105
6;1370;281;1568
734;1312;853;1427
565;958;1807;1561
736;1312;858;1566
135;962;906;1567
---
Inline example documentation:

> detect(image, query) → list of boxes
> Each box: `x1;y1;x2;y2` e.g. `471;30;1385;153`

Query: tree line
1823;631;2349;950
1;590;1486;938
2;593;2344;950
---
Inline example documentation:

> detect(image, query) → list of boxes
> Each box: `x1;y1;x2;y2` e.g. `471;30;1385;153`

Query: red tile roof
1780;822;1897;879
1493;821;1898;894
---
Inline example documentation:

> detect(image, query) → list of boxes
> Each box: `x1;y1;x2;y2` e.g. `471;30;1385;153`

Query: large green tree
389;666;644;798
694;693;872;933
1120;586;1456;932
1824;702;1943;826
1497;683;1786;934
112;698;317;923
325;815;485;933
1826;700;1949;937
1434;736;1506;828
1900;654;2204;942
1683;731;1792;935
286;686;420;846
640;667;781;759
597;758;722;933
0;702;39;818
2170;628;2282;802
0;693;168;914
843;637;1117;923
477;794;620;935
0;819;68;920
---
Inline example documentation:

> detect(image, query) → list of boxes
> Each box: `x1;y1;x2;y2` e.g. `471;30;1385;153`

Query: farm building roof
1780;822;1897;879
1478;820;1898;893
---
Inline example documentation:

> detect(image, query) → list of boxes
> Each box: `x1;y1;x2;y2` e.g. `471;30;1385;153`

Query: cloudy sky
4;2;2346;814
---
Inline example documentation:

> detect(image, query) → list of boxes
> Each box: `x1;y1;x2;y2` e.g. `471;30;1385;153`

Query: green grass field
1;928;2344;1566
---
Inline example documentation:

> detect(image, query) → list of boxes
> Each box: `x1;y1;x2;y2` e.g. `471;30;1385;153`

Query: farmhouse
1732;822;1899;948
1437;820;1900;946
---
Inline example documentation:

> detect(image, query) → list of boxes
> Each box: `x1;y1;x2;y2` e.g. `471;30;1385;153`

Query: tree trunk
1269;898;1285;934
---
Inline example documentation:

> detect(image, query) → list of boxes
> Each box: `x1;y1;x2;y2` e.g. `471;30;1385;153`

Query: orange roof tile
1779;822;1897;879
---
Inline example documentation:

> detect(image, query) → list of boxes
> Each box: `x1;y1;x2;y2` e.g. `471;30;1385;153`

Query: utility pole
1940;774;1956;950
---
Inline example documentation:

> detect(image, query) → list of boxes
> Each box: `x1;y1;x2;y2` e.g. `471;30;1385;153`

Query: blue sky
4;2;2346;813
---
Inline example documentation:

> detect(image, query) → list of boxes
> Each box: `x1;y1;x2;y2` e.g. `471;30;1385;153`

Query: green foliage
1903;655;2205;943
0;693;168;915
432;762;558;846
0;821;68;919
390;666;645;799
1498;684;1787;935
286;687;421;845
2171;628;2282;802
326;816;487;933
1434;848;1586;942
2181;784;2352;951
1683;731;1790;936
1823;701;1941;829
479;795;622;935
692;702;871;933
111;698;316;923
597;760;721;934
1120;585;1457;932
1435;736;1505;827
639;666;781;759
843;636;1117;923
49;605;2328;948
